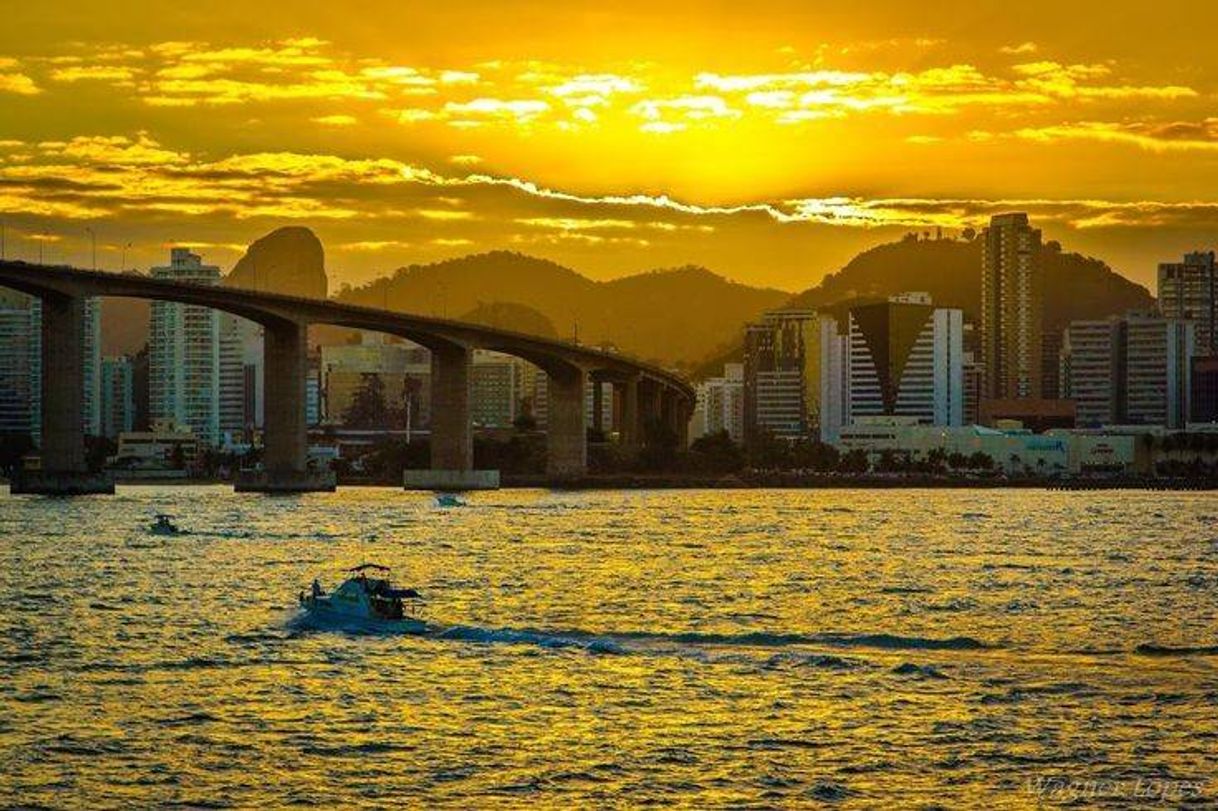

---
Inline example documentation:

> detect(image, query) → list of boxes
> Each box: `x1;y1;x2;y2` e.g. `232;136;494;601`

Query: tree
924;447;948;474
745;429;791;470
639;418;679;471
838;448;870;473
343;373;391;428
688;430;744;473
877;449;904;473
967;451;994;470
788;439;839;471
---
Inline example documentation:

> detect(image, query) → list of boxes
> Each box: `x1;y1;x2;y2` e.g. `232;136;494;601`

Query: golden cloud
50;65;139;83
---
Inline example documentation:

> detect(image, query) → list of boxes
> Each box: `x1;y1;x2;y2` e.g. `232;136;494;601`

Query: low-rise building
836;416;1138;475
109;421;200;475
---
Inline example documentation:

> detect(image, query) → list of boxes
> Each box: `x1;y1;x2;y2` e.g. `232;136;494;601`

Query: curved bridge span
0;261;694;493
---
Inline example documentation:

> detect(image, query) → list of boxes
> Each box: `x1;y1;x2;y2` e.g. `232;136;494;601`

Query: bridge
0;261;694;494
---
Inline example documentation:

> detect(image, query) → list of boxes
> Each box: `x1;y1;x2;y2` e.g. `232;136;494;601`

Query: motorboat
149;514;183;536
435;493;465;508
299;563;426;631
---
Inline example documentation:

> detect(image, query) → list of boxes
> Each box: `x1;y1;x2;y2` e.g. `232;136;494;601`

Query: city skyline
3;2;1218;290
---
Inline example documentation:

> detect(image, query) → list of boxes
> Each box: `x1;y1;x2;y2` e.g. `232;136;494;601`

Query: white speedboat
299;563;426;631
149;514;183;536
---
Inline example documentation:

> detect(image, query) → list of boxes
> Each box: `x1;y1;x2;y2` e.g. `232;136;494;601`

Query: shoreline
5;474;1216;491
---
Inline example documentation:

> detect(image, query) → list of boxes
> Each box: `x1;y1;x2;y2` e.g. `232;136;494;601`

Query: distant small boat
299;563;426;632
149;514;183;536
435;493;465;508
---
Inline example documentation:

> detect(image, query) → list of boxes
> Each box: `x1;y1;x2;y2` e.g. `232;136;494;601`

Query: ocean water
1;486;1216;808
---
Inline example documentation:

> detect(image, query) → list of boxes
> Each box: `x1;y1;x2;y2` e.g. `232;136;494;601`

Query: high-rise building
82;297;101;437
961;322;981;425
1125;313;1194;428
584;379;613;433
1040;329;1062;400
471;350;520;428
1061;312;1195;429
1060;319;1122;428
690;363;745;444
845;293;964;428
0;292;40;438
306;366;321;427
218;314;248;444
149;248;222;445
1192;357;1218;423
1158;251;1215;356
743;310;842;443
100;356;135;439
0;291;99;442
1159;252;1216;353
980;213;1043;399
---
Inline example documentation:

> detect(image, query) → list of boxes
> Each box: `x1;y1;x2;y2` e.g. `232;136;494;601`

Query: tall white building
690;363;746;443
846;293;964;428
218;314;249;443
149;248;222;446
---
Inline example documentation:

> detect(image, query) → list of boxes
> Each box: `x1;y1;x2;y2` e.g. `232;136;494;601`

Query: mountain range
334;251;788;369
99;227;1155;378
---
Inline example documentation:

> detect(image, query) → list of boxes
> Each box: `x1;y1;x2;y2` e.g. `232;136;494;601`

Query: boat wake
287;611;992;658
1134;643;1218;657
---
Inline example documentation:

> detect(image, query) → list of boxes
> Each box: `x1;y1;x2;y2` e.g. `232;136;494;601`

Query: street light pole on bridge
85;227;96;270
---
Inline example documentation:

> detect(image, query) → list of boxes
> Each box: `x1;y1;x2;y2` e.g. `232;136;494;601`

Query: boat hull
300;597;427;633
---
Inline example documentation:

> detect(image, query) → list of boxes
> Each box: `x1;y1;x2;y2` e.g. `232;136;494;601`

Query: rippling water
2;486;1216;807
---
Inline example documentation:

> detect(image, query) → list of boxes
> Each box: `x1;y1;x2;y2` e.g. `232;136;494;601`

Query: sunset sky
1;1;1216;291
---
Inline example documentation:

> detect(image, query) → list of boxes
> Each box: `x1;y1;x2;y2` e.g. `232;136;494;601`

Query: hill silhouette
787;235;1152;332
693;235;1155;379
225;226;327;298
459;301;558;338
336;251;788;368
100;232;1154;375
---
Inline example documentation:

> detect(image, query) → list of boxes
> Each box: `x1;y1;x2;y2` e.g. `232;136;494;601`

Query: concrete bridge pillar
13;292;113;494
664;389;691;448
616;376;640;453
546;364;587;478
41;294;87;475
237;319;333;492
403;342;497;490
639;377;663;436
429;343;472;471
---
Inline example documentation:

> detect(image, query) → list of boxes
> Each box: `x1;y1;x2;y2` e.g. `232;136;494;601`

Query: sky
1;0;1216;292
